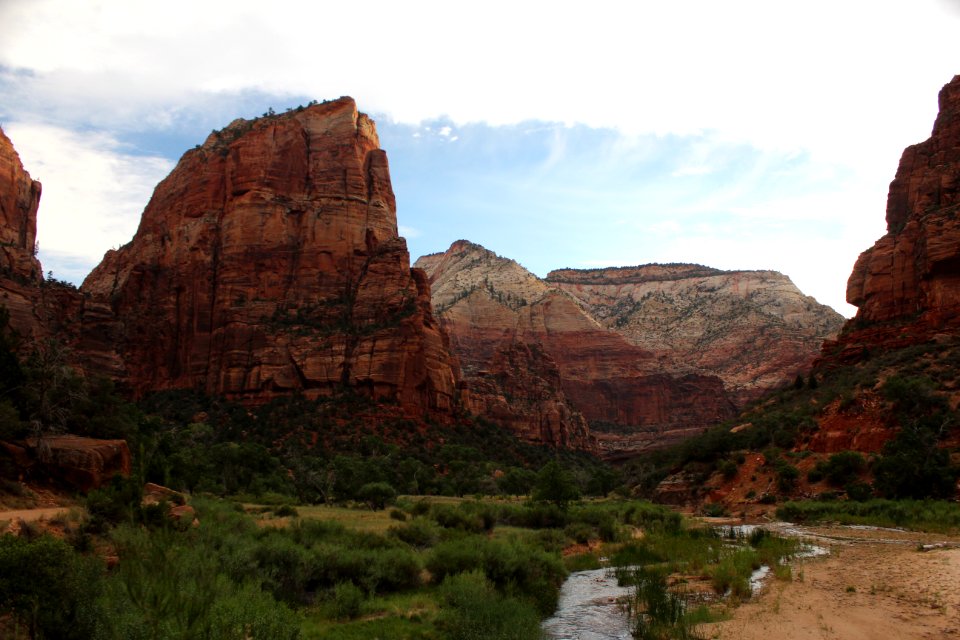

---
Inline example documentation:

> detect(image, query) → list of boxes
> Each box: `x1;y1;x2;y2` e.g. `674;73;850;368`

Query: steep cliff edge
80;99;458;417
0;127;45;341
416;241;735;455
547;265;844;406
828;74;960;361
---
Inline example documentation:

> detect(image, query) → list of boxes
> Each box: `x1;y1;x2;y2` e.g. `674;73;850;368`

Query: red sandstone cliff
416;241;736;456
827;75;960;361
79;99;458;417
0;127;45;342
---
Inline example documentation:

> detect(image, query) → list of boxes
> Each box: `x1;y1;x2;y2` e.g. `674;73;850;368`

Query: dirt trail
706;524;960;640
0;506;72;524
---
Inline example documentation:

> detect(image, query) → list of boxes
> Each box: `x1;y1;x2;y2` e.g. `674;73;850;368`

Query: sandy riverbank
706;524;960;639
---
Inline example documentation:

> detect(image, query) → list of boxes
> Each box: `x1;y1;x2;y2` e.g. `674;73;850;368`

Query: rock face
25;436;131;492
80;99;458;417
0;127;45;341
547;265;844;406
830;75;960;360
418;242;842;457
417;242;740;456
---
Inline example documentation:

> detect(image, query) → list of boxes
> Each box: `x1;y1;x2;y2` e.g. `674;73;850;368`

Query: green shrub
274;504;299;518
564;522;594;544
332;581;365;620
357;482;397;510
388;517;440;549
776;463;800;494
820;451;865;487
717;459;738;480
0;533;102;639
437;571;542;640
844;481;873;502
426;538;486;582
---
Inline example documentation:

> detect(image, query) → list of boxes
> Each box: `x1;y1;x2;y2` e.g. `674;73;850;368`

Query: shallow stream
541;567;633;640
542;522;831;639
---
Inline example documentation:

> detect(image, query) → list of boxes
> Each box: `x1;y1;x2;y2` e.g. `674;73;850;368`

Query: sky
1;1;959;316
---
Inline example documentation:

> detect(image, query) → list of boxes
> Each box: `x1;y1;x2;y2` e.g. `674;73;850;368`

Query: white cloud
0;0;956;313
4;122;173;283
399;225;422;239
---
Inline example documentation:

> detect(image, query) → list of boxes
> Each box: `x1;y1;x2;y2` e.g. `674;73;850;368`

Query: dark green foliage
776;498;960;532
532;459;580;508
844;481;873;502
357;482;397;510
134;389;612;505
388;517;440;549
816;451;865;487
99;523;301;639
426;536;566;616
873;375;958;499
436;571;543;640
717;459;738;480
85;473;145;531
0;533;102;639
274;504;299;518
496;467;536;495
874;426;956;499
775;463;799;494
331;582;365;620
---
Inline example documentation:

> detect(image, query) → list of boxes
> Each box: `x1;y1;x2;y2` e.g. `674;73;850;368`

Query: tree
20;338;85;451
357;481;397;510
531;460;580;509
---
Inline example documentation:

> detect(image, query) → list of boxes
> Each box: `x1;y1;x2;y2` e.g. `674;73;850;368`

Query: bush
274;504;299;518
357;482;397;510
776;463;800;494
331;581;364;619
388;517;440;549
820;451;865;487
437;571;542;640
0;533;102;639
564;522;594;544
717;459;738;480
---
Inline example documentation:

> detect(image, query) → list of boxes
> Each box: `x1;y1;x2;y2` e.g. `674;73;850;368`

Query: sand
705;524;960;640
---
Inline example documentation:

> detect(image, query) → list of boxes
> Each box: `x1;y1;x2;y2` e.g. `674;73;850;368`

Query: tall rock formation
416;241;737;456
80;99;458;417
0;127;45;341
851;74;960;324
829;74;960;360
547;265;844;406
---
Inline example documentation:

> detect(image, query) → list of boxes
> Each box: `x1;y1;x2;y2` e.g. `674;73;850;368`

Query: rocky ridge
547;265;844;406
418;241;753;456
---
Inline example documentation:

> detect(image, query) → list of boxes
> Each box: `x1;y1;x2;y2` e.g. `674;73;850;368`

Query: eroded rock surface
547;265;843;406
417;241;742;455
80;99;458;417
829;74;960;361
